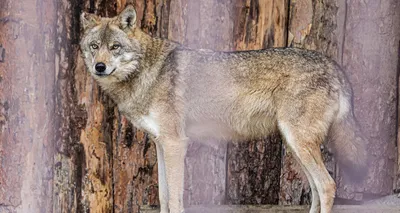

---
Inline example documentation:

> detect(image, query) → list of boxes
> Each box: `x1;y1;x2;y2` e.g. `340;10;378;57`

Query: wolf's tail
328;94;368;181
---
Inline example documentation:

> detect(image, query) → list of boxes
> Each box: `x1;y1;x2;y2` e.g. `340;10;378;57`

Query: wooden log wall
0;0;399;213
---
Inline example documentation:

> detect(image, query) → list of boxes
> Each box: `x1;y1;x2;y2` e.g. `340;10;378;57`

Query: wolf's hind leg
288;149;321;212
301;164;321;212
279;121;335;213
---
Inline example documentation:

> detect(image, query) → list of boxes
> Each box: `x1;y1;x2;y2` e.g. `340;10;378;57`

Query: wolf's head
80;5;142;82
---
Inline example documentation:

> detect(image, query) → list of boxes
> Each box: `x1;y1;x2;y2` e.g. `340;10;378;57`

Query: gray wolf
80;5;368;213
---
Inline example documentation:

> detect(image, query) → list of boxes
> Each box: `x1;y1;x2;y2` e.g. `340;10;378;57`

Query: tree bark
53;1;117;212
112;2;165;212
397;39;400;192
0;0;57;212
227;0;288;204
283;0;400;203
167;0;232;205
337;0;399;199
280;0;340;204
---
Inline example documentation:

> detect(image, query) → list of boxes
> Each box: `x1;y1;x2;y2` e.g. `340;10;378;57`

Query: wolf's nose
95;62;106;73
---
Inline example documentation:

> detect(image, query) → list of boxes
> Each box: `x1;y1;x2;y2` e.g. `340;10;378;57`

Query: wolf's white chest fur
135;112;160;137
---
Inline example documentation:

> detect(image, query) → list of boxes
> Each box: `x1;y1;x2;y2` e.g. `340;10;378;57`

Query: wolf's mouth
95;68;116;77
109;68;116;75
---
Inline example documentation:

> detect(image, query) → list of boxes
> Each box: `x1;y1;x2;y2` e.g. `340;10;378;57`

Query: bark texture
226;0;288;205
397;39;400;192
337;0;399;199
227;135;282;204
168;0;233;205
282;0;400;203
280;0;339;204
53;1;115;212
0;0;57;212
54;1;160;213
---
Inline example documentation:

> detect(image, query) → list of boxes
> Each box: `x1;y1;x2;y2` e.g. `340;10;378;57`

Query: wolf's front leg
161;137;188;213
155;142;169;213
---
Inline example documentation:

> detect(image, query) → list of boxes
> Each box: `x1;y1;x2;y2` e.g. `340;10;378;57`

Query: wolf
80;5;368;213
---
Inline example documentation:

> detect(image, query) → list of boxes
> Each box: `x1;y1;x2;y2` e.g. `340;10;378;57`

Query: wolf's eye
111;44;121;50
90;44;99;50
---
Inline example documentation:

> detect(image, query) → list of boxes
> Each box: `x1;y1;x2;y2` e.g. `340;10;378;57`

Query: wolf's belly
185;115;278;142
185;119;239;142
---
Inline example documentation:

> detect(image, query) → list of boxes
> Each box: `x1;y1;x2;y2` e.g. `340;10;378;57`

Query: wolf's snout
95;62;107;73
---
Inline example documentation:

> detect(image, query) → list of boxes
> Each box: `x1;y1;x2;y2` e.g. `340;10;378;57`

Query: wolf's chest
118;104;160;137
134;113;160;137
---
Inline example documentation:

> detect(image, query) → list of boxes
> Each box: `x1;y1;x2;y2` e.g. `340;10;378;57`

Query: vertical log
53;0;87;212
284;0;400;203
227;135;282;204
0;0;57;212
233;0;289;50
227;0;288;205
169;0;232;205
58;1;113;212
397;39;400;192
113;1;165;212
280;0;340;204
112;118;159;213
54;1;118;212
338;0;399;199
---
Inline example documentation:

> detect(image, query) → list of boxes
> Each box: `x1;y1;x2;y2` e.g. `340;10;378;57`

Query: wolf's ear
81;12;100;30
118;5;137;30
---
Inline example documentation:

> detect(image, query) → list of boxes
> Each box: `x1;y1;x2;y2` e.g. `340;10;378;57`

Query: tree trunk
53;1;115;212
167;0;232;205
397;39;400;192
279;0;340;204
226;0;288;204
282;0;400;203
337;0;399;199
0;0;57;212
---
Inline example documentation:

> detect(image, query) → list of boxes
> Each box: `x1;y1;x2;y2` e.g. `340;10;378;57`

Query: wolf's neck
138;30;178;69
